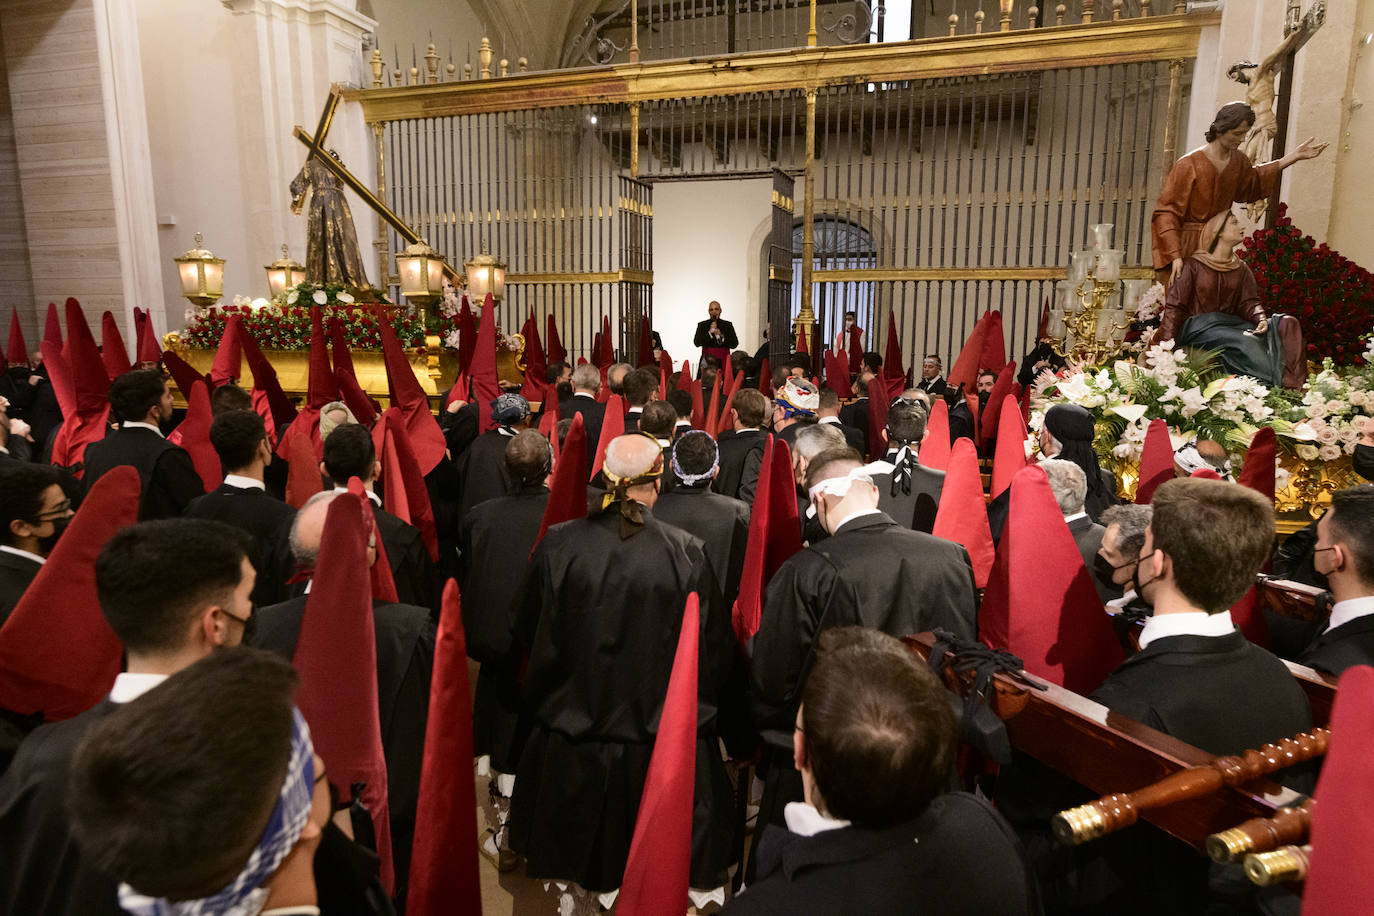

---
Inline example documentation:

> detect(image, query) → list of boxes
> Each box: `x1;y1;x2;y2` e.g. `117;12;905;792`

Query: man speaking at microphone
694;300;739;370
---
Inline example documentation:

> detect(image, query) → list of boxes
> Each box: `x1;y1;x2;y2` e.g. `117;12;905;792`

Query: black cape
714;428;767;503
455;429;514;519
651;485;749;605
508;508;737;892
82;426;204;520
184;482;297;607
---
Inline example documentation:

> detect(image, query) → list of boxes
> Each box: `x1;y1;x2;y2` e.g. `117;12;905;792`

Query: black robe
438;399;479;462
457;484;548;772
818;418;865;452
559;395;606;468
82;426;205;520
252;595;435;890
750;512;978;752
872;452;945;533
651;485;749;605
508;509;737;892
455;429;515;519
0;549;42;628
1297;614;1374;676
373;503;439;616
725;792;1037;916
184;482;297;607
714;428;766;503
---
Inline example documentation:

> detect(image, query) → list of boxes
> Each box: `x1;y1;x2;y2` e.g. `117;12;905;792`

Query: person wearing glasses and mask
0;463;75;625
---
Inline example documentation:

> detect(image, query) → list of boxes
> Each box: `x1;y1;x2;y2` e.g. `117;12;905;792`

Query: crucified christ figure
1227;27;1308;219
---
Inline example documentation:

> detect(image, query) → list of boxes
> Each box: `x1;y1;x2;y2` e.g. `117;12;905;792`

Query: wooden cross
1264;0;1325;228
292;85;461;281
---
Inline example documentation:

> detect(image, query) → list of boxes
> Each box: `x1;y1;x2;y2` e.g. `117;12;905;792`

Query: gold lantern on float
464;251;506;303
174;233;225;306
396;240;447;307
264;244;306;299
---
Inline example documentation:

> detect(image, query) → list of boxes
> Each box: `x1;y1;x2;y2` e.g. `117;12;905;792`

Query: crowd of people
0;300;1372;916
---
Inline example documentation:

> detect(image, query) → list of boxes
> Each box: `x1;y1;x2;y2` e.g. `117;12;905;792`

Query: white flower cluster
1134;282;1166;323
1294;362;1373;462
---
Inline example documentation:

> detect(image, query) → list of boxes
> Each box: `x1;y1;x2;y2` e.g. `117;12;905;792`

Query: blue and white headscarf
117;708;317;916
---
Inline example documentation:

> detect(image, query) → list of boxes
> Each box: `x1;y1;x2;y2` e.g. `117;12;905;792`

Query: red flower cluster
182;303;435;352
1239;204;1373;367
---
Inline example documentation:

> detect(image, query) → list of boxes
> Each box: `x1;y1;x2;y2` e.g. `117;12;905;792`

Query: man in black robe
714;388;768;503
456;393;530;518
0;463;72;626
457;429;551;870
82;369;204;520
185;409;296;608
253;489;435;897
749;446;978;853
654;430;749;605
871;400;944;533
559;363;606;469
0;519;256;916
322;423;438;614
508;433;737;909
1297;485;1374;675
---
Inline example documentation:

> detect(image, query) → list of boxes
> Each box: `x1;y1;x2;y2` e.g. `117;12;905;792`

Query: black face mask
1354;444;1374;482
1131;558;1158;607
35;515;70;556
1092;553;1126;590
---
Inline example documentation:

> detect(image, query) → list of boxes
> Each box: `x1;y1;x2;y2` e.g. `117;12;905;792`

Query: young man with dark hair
82;369;204;519
870;400;944;533
66;648;329;914
621;367;658;431
208;382;254;415
0;463;73;625
655;429;749;604
727;628;1034;915
714;387;768;503
1299;484;1374;674
321;422;437;613
186;409;296;608
1090;478;1313;760
666;388;694;438
544;360;572;387
0;519;256;915
816;387;865;452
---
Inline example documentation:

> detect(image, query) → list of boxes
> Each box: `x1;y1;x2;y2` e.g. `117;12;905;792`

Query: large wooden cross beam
1264;0;1326;228
293;85;462;282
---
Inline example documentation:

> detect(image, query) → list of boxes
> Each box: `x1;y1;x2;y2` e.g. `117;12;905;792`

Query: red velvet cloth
990;393;1027;500
732;435;774;647
534;414;588;550
330;318;379;426
618;592;700;916
1136;419;1174;505
933;439;996;589
379;308;446;475
99;312;132;379
1238;426;1277;501
6;310;26;365
0;467;137;720
590;393;626;481
921;399;951;471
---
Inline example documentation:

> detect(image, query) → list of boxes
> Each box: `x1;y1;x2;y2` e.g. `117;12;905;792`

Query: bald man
509;433;737;910
694;300;738;368
251;490;435;891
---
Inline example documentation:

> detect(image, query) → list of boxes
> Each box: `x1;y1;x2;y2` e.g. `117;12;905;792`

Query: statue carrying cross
290;85;462;293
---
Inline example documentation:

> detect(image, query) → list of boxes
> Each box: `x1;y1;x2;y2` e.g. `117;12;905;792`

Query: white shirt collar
1325;596;1374;633
332;485;381;506
573;391;597;399
1063;511;1089;524
656;438;672;449
108;672;169;704
1138;610;1235;649
0;544;45;566
819;416;841;425
222;474;266;491
1105;589;1138;613
784;801;851;837
627;407;643;414
0;445;8;455
830;507;883;534
122;421;164;437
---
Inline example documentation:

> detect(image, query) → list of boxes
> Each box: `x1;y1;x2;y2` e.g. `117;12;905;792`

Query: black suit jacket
1090;630;1314;788
872;453;945;533
82;426;204;520
916;375;949;398
652;486;750;605
714;428;767;503
1066;514;1116;603
724;792;1037;916
184;483;297;607
0;550;43;628
559;395;606;468
838;397;868;435
253;595;435;887
1298;613;1374;676
818;418;864;451
693;318;739;352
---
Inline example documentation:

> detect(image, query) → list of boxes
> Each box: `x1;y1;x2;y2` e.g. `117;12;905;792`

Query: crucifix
292;85;461;285
1253;0;1325;228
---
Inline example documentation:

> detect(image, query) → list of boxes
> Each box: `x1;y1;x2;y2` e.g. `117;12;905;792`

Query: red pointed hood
134;307;161;364
330;319;379;427
52;301;111;470
979;465;1123;694
1298;665;1374;914
161;349;209;404
538;400;558;449
239;323;298;435
294;492;394;891
1036;298;1051;339
636;312;654;368
534;413;588;549
168;380;224;491
469;294;502;434
979;362;1017;450
703;370;723;438
689;379;704;430
733;436;774;646
209;314;245;388
921;399;951;471
406;580;483;914
6;310;27;366
99;312;132;379
379;308;446;474
947;311;992;397
764;437;802;581
284;427;324;509
867;376;894;462
372;409;439;561
43;302;61;351
717;371;745;437
933;439;996;589
678;360;692;391
597;314;614;368
883;315;905;381
1135;419;1174;504
591;393;626;481
657;351;673;392
978;311;1006;376
824;350;853;399
544;311;566;365
617;592;700;916
522;309;547;381
456;295;478;374
305;309;338;409
990;392;1028;500
796;325;809;354
40;341;74;422
847;325;863;374
757;358;770;394
347;478;399;604
0;466;138;721
1238;426;1277;502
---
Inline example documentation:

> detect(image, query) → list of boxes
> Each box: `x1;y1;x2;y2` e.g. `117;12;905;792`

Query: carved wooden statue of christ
290;148;371;291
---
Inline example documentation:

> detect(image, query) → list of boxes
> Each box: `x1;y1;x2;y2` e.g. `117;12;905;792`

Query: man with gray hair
254;489;435;886
872;400;945;533
1041;458;1110;600
606;361;633;396
560;363;606;468
509;433;736;911
791;423;846;544
1095;503;1154;641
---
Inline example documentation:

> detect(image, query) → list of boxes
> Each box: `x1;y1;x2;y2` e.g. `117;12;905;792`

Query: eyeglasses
216;607;252;628
29;500;72;522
